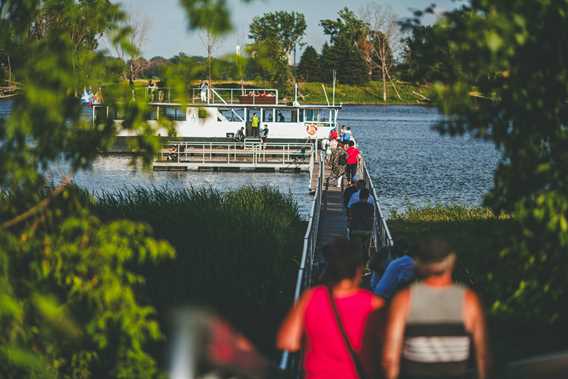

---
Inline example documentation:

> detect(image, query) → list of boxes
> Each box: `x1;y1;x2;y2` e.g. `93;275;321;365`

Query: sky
111;0;461;59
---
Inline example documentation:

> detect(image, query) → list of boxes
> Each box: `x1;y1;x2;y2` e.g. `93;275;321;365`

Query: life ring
306;123;318;137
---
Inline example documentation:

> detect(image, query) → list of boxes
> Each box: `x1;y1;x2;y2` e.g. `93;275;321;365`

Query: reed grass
92;186;305;357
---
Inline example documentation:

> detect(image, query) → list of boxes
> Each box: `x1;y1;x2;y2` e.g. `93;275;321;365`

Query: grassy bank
389;206;568;367
92;186;304;359
300;81;432;105
126;79;431;105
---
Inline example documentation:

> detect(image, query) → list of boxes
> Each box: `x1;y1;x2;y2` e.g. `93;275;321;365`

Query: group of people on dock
278;238;489;379
277;127;489;379
327;125;362;186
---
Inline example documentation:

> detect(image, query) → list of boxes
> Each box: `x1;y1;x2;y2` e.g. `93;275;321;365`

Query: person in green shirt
251;113;260;137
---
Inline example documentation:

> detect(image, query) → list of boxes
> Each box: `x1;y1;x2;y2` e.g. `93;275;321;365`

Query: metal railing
278;151;324;373
191;87;279;105
362;159;394;257
156;141;313;167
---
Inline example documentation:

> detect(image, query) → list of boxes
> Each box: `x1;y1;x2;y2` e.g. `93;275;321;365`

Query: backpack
338;151;347;166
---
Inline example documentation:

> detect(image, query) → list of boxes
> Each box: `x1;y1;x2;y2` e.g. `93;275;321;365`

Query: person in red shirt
345;141;361;184
277;238;384;379
329;128;339;141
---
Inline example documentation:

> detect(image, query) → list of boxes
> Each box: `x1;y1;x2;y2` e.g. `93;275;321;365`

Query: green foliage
249;11;307;55
398;24;460;83
320;8;369;85
92;186;304;354
0;188;175;378
0;0;253;376
297;46;321;82
246;38;291;90
412;0;568;325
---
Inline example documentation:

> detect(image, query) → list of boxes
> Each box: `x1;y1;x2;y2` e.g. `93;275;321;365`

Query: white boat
103;87;341;141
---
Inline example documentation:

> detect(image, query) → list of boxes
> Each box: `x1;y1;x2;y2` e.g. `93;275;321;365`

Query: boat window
305;109;319;122
319;109;331;123
263;108;273;122
219;108;244;122
275;109;298;122
146;106;158;121
163;106;186;121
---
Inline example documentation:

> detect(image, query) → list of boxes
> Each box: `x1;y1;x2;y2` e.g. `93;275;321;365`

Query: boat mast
332;70;336;107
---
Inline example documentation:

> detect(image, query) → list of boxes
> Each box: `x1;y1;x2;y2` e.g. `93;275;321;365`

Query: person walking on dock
251;112;260;137
382;239;490;379
370;240;415;301
348;188;374;258
277;237;384;379
347;180;376;209
345;141;361;184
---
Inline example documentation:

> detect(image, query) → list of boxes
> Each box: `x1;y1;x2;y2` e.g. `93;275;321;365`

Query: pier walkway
279;151;394;373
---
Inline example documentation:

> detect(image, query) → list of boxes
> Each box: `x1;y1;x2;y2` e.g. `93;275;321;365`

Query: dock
152;140;316;172
279;150;394;372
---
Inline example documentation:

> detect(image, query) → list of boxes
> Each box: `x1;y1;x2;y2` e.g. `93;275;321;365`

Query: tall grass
92;186;305;357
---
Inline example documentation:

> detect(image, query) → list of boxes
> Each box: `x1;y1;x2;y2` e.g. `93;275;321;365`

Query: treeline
116;5;462;103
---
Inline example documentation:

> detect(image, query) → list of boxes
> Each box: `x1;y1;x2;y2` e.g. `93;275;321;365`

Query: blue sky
112;0;461;59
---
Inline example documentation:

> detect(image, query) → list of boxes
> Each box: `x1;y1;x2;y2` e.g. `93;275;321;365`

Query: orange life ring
306;123;318;136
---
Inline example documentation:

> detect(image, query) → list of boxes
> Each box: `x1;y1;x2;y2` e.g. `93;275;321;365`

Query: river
0;101;500;217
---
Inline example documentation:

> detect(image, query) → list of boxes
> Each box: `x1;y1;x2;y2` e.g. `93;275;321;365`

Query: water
1;100;500;217
339;106;500;215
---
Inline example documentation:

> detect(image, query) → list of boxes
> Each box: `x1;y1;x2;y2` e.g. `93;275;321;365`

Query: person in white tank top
382;239;490;379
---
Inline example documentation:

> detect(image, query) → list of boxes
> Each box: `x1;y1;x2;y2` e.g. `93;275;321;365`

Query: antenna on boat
332;70;336;107
294;82;298;105
321;84;330;106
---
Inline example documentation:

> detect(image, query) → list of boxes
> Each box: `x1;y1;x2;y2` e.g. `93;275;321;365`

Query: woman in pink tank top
277;238;384;379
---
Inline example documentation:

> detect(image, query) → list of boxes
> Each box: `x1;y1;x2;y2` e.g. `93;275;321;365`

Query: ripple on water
2;100;500;217
338;105;500;217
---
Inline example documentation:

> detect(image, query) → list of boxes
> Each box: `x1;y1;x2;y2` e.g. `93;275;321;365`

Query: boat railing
144;86;174;103
191;87;279;105
156;141;314;166
278;150;324;373
362;159;394;257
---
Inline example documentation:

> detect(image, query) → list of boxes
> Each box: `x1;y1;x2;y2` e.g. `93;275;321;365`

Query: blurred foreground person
170;308;269;379
277;238;384;379
382;240;489;379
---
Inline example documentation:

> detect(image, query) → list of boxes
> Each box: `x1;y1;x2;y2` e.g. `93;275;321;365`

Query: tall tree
246;38;290;88
109;9;151;83
0;0;250;376
359;2;401;102
416;1;568;324
320;8;369;85
297;46;321;82
399;23;459;83
199;28;223;91
249;11;307;60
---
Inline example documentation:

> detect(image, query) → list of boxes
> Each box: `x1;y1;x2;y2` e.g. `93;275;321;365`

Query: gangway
278;152;394;375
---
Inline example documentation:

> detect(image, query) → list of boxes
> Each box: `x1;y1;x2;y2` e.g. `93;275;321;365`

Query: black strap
326;286;367;379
